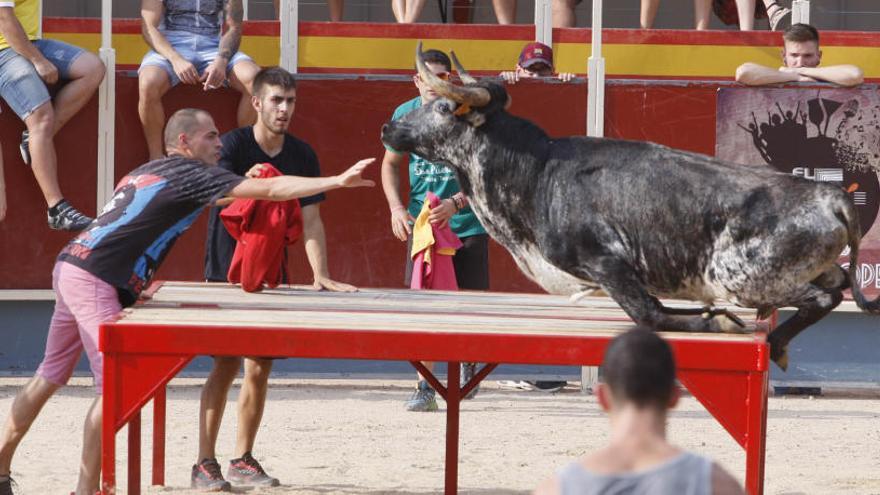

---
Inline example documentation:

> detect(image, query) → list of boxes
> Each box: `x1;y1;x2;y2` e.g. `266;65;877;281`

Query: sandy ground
1;377;879;495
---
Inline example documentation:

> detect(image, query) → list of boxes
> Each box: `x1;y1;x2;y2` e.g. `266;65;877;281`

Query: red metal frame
99;287;770;495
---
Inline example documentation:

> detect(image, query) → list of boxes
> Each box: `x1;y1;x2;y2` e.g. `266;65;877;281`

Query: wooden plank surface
114;282;762;342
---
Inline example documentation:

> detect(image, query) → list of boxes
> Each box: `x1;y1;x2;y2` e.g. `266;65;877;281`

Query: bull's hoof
705;312;750;334
769;342;789;371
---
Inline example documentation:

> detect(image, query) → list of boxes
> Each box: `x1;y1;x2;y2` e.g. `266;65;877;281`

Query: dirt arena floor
1;377;879;494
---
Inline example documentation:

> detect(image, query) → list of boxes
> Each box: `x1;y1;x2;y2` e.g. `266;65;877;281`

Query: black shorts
405;233;490;290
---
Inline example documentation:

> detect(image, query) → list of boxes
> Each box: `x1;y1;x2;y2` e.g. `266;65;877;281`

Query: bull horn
450;51;478;85
416;41;490;107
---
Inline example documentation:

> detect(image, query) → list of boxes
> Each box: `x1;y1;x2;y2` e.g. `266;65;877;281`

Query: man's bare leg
234;358;273;457
137;66;173;160
694;0;712;29
25;103;62;207
640;0;660;28
0;376;60;476
327;0;344;21
52;52;105;135
493;0;516;23
198;357;241;461
734;0;756;30
229;60;260;128
73;396;101;495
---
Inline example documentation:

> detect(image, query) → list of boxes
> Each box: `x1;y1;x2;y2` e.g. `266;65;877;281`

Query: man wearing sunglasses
380;49;489;412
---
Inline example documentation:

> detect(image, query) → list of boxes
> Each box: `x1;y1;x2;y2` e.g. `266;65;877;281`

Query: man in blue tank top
535;329;744;495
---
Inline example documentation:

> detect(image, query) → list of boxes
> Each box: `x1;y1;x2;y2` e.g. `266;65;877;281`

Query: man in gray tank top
534;329;744;495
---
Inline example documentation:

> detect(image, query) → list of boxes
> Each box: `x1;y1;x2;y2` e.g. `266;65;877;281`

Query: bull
380;43;880;370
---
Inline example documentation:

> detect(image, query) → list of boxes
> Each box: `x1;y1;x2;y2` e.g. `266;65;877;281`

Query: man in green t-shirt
380;49;489;412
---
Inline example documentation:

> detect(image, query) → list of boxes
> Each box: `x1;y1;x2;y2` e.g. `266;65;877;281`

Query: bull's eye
436;102;453;115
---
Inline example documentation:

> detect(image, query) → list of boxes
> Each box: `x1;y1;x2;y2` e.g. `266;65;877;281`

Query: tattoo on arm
218;0;243;60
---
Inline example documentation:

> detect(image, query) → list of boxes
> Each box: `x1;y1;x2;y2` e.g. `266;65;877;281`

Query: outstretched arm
227;158;375;201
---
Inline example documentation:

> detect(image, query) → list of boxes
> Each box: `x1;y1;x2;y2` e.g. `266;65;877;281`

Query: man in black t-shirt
195;67;360;490
0;107;374;495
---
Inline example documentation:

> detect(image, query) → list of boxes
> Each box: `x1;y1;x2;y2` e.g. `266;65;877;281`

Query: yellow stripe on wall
43;32;880;79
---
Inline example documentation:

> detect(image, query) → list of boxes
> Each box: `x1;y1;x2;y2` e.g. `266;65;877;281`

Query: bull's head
380;42;512;166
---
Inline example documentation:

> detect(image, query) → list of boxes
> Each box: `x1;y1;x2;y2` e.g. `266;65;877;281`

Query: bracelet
390;205;406;212
452;195;465;211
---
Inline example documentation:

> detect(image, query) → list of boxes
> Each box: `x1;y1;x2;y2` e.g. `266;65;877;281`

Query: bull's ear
504;94;513;110
461;110;486;128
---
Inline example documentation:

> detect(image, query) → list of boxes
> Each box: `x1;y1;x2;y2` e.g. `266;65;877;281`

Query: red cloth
410;192;462;290
220;164;302;292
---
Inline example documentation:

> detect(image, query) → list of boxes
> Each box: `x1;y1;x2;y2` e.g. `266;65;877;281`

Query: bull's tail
841;198;880;313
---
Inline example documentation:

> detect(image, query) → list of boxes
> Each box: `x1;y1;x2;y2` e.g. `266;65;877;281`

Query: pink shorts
35;261;122;393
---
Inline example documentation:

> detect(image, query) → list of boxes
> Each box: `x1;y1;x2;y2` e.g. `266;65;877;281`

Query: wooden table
100;282;770;494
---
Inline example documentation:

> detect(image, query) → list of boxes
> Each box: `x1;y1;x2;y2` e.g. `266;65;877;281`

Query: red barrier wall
1;75;720;291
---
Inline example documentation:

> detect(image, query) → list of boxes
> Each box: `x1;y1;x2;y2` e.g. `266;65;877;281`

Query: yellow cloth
411;200;456;266
0;0;40;52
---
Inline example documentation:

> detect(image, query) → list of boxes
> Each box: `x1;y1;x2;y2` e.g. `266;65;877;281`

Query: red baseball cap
518;42;554;69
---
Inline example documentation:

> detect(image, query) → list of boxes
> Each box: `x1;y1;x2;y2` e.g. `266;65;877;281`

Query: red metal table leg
745;370;768;495
101;353;118;495
128;411;141;495
152;387;166;486
445;361;461;495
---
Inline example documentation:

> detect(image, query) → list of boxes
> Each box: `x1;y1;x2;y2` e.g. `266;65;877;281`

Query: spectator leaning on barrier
500;42;575;85
735;23;864;87
534;328;745;495
0;0;105;231
138;0;261;160
194;67;360;491
0;108;374;495
381;49;490;412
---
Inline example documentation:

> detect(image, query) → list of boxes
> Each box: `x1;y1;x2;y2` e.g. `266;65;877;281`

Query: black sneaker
191;458;231;492
0;476;18;495
227;452;280;487
461;362;480;399
19;130;30;166
47;200;94;231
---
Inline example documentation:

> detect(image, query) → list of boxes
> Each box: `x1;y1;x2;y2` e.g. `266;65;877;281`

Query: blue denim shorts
138;30;254;87
0;39;86;120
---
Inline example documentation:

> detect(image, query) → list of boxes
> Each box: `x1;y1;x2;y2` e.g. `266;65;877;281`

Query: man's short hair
253;66;297;97
601;328;676;409
418;49;452;72
783;23;819;44
164;108;211;149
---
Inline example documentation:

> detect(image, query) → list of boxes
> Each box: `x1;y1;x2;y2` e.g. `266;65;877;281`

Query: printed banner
716;87;880;297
